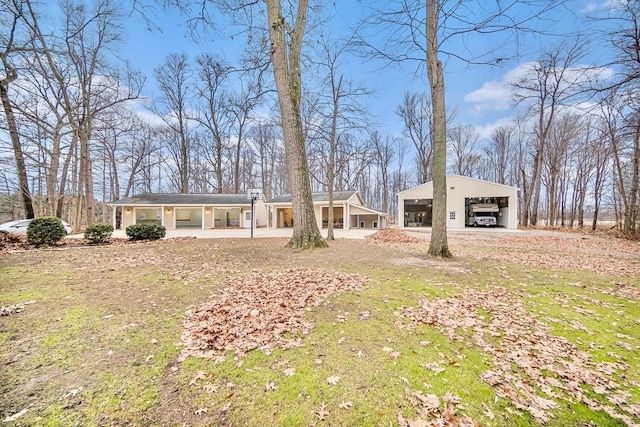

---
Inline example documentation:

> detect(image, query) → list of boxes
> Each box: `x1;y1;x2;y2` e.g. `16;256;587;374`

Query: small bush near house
26;217;66;247
125;223;166;241
84;222;114;244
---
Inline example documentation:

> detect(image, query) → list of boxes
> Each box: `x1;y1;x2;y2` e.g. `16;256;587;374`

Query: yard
1;229;639;426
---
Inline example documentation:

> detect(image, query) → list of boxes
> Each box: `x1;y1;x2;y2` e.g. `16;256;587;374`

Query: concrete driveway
106;227;378;240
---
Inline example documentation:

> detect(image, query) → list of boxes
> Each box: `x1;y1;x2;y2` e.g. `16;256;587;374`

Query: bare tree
154;53;195;193
396;92;433;184
595;1;640;236
362;0;572;256
542;113;581;226
512;40;593;226
485;125;514;185
306;34;371;240
194;55;232;193
0;1;35;218
20;0;142;226
251;120;284;202
265;0;327;248
370;131;394;214
448;124;481;177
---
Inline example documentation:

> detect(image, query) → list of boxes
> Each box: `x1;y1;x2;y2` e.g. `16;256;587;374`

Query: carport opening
322;207;344;228
175;208;202;228
276;208;294;228
404;199;432;227
214;208;241;228
465;197;509;227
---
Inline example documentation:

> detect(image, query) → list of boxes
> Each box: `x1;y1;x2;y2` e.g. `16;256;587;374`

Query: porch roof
109;193;253;206
267;190;358;204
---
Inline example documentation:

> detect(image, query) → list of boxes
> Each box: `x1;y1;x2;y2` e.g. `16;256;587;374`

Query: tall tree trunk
426;0;451;258
1;61;35;219
266;0;327;249
79;127;96;225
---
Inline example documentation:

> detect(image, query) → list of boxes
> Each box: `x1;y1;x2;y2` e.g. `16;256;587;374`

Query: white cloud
581;0;623;14
464;61;614;118
474;116;519;141
463;63;535;115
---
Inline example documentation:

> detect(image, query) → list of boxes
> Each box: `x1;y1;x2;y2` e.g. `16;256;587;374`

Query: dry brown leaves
181;268;367;357
451;234;640;276
365;228;423;245
398;390;479;427
1;304;25;316
404;288;639;425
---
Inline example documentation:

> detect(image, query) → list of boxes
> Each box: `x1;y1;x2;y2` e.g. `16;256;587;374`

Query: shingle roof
267;191;357;204
109;193;253;206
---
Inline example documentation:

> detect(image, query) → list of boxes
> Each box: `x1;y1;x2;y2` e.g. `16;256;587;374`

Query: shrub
125;223;166;241
26;217;66;247
84;222;114;244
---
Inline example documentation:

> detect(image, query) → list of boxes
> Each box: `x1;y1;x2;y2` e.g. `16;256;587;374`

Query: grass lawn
1;230;639;426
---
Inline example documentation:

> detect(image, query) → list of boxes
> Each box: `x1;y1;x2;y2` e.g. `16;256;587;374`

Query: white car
0;219;73;237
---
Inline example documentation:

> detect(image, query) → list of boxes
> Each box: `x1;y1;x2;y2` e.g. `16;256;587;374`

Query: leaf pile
398;390;479;427
182;268;367;357
404;288;640;425
365;228;423;245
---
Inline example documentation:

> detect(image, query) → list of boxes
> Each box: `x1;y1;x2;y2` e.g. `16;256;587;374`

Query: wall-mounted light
166;208;172;213
450;186;455;190
205;208;210;213
125;208;131;213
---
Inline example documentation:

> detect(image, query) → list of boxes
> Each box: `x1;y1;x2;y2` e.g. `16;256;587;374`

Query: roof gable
398;175;518;195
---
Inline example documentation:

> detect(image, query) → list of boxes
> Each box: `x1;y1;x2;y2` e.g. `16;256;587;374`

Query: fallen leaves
2;409;28;423
327;376;340;385
339;401;354;409
264;381;278;391
314;402;330;420
404;287;639;425
451;233;640;277
181;268;367;357
0;304;25;316
365;228;423;245
0;301;34;316
398;389;479;427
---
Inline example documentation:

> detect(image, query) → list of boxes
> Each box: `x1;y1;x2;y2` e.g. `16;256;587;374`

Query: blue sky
117;0;619;142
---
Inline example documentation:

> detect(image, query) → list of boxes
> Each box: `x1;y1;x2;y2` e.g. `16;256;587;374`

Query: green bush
84;222;114;244
27;217;66;247
125;223;166;241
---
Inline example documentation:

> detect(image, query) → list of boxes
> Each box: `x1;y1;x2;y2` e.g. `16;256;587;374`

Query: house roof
398;174;518;195
267;191;359;204
109;193;254;206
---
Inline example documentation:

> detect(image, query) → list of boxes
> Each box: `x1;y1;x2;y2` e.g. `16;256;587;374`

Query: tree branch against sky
0;1;35;219
158;0;327;248
358;0;573;257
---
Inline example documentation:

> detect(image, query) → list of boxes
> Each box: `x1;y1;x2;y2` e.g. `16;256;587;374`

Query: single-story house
266;191;387;230
109;192;267;230
398;175;519;229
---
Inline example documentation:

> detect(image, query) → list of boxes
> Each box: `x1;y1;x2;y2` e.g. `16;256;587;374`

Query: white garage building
398;175;519;230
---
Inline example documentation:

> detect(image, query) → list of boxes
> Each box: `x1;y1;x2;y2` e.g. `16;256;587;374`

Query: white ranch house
109;190;386;232
109;193;268;230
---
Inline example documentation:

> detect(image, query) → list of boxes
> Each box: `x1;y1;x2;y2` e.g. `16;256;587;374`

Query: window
246;212;251;221
449;211;456;220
